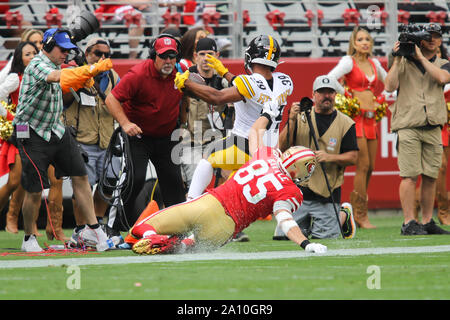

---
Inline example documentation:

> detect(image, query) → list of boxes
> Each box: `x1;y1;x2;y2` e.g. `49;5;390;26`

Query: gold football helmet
280;146;316;184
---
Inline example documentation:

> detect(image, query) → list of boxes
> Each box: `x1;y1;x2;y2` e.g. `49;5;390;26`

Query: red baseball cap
154;37;178;54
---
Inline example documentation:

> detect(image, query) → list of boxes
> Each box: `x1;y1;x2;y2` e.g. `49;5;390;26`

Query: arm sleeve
373;58;387;82
111;69;138;103
232;75;256;100
328;56;353;94
0;73;19;102
328;56;353;80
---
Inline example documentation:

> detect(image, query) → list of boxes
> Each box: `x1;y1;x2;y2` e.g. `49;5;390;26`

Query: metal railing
0;0;449;59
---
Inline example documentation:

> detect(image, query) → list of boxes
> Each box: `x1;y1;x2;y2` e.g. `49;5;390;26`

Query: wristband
300;240;310;250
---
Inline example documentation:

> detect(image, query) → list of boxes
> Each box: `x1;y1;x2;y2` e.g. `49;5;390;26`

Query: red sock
131;223;157;239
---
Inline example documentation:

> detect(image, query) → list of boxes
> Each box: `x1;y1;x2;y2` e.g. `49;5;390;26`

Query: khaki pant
397;127;443;179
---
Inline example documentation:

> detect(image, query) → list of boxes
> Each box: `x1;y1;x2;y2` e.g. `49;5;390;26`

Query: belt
361;110;375;119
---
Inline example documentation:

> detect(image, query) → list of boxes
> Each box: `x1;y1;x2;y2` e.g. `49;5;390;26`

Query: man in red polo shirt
105;35;188;226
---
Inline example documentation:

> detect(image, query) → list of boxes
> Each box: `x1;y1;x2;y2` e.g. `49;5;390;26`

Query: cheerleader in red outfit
0;42;38;234
328;26;387;229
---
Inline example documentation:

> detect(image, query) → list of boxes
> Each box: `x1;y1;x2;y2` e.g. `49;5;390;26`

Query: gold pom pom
0;101;16;141
375;103;388;122
335;93;360;118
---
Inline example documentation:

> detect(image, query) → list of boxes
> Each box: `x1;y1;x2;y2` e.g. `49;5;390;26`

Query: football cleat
132;234;181;255
341;202;356;239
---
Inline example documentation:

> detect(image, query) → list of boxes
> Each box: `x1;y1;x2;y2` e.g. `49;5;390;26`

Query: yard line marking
1;245;450;269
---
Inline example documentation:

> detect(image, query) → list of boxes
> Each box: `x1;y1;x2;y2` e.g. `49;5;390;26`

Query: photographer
12;28;110;252
273;75;358;240
62;37;120;240
385;23;450;235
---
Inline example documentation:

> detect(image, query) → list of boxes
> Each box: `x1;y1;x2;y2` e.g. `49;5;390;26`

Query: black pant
124;135;186;225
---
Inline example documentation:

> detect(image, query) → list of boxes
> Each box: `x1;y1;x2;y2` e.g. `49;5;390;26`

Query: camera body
66;10;101;66
300;97;313;113
394;24;432;57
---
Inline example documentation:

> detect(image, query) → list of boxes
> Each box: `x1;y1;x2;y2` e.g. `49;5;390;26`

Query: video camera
393;24;432;57
66;10;100;65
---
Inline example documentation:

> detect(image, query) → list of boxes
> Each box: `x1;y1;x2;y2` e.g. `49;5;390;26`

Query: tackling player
130;141;327;254
174;35;294;202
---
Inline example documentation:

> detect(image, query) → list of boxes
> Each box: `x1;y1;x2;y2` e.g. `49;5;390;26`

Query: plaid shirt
13;51;65;141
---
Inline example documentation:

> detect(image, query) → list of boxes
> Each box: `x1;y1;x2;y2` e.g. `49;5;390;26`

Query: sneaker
341;202;356;239
401;220;428;235
132;234;181;255
79;226;109;251
21;235;43;252
232;232;250;242
423;219;450;235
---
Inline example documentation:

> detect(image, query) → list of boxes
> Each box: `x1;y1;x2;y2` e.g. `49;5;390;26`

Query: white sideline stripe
344;171;400;177
1;245;450;269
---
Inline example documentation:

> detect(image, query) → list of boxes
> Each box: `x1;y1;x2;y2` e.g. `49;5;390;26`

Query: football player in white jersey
175;35;294;203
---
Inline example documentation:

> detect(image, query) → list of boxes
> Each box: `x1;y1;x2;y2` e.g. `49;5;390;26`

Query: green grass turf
1;213;450;300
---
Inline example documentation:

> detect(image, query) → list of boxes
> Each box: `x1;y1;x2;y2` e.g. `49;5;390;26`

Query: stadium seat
426;10;447;26
342;8;360;26
265;9;285;31
398;10;410;24
45;8;63;28
5;10;23;29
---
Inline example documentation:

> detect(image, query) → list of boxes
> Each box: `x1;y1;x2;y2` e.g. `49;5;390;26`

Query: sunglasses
93;50;111;58
57;46;71;54
158;52;177;60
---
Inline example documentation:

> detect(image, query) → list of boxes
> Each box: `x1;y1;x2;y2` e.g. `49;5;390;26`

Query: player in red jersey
130;143;327;255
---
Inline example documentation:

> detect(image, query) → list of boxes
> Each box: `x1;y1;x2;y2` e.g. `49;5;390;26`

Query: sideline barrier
1;57;449;209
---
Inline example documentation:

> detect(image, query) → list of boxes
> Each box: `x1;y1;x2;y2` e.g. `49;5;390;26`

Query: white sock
187;159;214;199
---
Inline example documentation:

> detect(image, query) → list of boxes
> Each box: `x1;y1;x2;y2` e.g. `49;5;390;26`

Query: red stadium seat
162;9;181;28
426;10;446;26
243;10;250;27
202;11;221;34
123;10;142;28
305;9;324;27
342;8;360;26
266;10;285;31
45;8;63;28
398;10;410;24
5;10;23;29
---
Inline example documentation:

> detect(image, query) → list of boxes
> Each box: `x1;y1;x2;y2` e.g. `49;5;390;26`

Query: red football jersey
209;147;303;234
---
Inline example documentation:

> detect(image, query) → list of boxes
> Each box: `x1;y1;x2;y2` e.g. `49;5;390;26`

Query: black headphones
149;33;182;62
43;28;75;52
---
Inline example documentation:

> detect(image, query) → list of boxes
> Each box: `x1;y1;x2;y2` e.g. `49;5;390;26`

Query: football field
1;213;449;300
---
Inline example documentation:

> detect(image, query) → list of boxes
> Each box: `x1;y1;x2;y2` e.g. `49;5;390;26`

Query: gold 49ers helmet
280;146;316;184
244;35;280;71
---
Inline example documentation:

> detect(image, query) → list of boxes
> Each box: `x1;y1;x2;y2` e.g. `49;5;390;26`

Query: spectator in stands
180;27;207;69
0;41;39;234
178;37;229;190
272;75;358;240
385;23;450;235
105;34;188;227
328;26;387;229
12;28;111;252
63;37;121;239
95;0;149;59
414;43;450;226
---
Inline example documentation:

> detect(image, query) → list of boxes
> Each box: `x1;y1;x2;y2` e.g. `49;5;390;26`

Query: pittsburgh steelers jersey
231;72;293;147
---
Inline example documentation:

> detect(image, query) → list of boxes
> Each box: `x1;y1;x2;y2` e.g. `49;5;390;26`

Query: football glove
206;54;229;77
60;58;113;93
305;243;327;253
175;70;190;92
